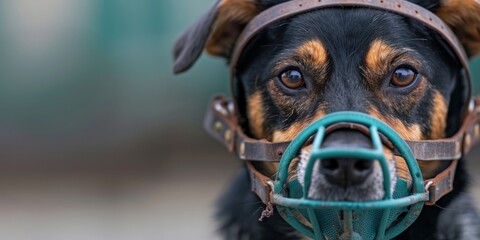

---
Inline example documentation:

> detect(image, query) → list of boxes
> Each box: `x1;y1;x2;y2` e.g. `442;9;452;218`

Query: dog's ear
173;0;261;74
435;0;480;58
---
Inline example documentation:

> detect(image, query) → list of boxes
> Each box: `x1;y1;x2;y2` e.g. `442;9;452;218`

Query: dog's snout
320;158;373;187
319;129;374;187
321;129;373;149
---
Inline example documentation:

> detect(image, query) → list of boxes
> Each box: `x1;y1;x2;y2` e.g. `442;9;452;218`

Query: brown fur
369;107;423;141
296;40;328;69
430;90;448;139
263;111;326;180
247;91;265;138
369;107;424;182
206;0;260;57
414;90;449;179
437;0;480;57
272;111;327;142
370;105;446;179
364;39;399;81
247;91;280;178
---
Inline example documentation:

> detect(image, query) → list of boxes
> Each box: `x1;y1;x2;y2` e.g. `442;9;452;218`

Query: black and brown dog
174;0;480;239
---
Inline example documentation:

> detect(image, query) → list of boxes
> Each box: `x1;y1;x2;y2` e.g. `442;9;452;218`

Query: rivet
214;121;223;133
225;129;233;143
240;142;246;159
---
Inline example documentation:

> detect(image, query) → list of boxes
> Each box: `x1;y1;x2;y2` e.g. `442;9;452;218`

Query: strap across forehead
229;0;472;93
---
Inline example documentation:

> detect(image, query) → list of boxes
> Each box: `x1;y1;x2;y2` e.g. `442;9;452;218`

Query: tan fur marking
417;160;443;179
437;0;480;57
247;91;265;138
366;110;420;183
248;91;276;179
288;157;300;183
369;107;423;141
272;110;327;142
296;40;328;67
313;109;327;120
395;156;413;186
430;91;448;139
414;91;448;179
369;106;444;179
369;107;422;183
364;39;398;80
206;0;260;57
273;122;311;142
271;110;326;180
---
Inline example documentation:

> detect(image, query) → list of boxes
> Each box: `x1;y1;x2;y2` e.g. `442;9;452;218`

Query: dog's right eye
278;69;305;89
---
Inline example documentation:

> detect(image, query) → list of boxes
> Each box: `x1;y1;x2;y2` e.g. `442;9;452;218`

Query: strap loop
424;160;458;205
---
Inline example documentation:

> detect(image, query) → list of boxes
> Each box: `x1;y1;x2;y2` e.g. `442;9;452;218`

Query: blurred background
0;0;479;239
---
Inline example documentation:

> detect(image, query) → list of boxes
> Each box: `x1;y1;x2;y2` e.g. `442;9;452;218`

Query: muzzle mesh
272;112;428;240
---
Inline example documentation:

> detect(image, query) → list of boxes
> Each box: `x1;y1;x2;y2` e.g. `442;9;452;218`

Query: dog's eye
390;67;417;87
278;69;305;89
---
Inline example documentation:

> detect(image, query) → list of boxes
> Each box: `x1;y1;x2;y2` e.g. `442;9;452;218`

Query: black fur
213;0;480;239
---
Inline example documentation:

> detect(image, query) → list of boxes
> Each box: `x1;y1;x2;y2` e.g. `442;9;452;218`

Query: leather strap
205;96;480;162
246;161;274;204
205;96;480;205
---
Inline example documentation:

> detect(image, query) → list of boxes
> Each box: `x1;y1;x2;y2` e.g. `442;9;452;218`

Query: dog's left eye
390;67;417;87
278;69;305;89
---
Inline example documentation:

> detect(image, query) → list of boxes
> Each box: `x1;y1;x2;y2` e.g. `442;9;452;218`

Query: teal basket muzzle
273;112;429;240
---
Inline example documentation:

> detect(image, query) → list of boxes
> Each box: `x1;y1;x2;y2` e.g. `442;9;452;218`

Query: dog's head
174;0;480;202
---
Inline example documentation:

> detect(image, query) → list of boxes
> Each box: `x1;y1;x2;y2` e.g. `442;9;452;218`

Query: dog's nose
319;129;374;187
320;158;373;187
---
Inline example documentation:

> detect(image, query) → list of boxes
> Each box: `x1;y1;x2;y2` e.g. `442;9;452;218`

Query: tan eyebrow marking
295;39;328;67
365;39;398;77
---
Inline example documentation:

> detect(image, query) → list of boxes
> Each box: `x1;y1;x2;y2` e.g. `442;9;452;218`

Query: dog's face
174;0;480;201
237;5;460;201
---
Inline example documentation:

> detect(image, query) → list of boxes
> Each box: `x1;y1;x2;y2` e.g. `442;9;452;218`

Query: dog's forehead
280;7;424;60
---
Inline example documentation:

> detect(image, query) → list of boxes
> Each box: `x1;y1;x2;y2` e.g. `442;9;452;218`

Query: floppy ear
173;0;261;74
435;0;480;58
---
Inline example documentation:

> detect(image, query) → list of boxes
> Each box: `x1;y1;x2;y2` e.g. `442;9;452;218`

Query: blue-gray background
0;1;478;239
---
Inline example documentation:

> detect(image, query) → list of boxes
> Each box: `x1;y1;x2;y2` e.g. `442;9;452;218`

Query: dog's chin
295;149;398;201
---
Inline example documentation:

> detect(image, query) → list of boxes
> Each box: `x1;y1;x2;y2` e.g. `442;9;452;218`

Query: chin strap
204;95;480;206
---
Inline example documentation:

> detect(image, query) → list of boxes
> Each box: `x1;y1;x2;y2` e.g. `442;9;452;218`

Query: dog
173;0;480;239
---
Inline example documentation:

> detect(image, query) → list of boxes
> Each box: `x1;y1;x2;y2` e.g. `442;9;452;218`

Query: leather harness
203;0;478;207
